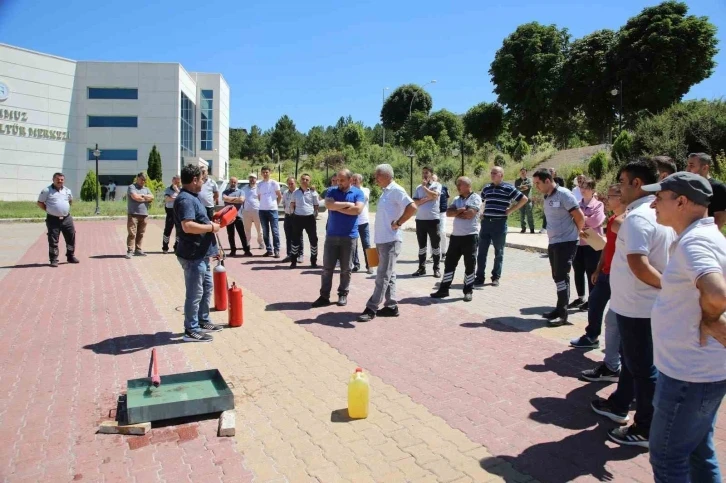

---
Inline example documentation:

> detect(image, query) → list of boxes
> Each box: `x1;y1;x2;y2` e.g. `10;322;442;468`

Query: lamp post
611;80;623;134
381;87;389;146
92;144;101;215
407;152;416;196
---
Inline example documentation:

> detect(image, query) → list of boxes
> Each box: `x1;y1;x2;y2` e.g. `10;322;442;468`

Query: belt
47;214;69;220
481;216;507;221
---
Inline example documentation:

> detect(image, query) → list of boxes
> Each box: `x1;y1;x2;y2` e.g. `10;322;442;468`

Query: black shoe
263;251;273;257
134;250;147;257
273;251;280;259
542;309;560;320
547;314;569;327
579;301;589;312
312;296;331;308
530;230;535;234
67;256;79;264
590;399;630;424
230;249;237;257
463;293;473;302
491;278;499;287
243;251;254;257
282;256;292;263
162;248;169;254
608;424;649;448
183;330;213;342
412;267;426;277
50;260;59;268
358;308;376;322
352;265;360;272
520;229;526;234
473;279;485;287
431;290;450;299
581;364;620;383
376;306;399;317
289;261;297;269
337;295;347;307
433;269;441;278
567;298;585;309
198;322;223;333
125;251;133;259
311;261;318;268
570;335;600;349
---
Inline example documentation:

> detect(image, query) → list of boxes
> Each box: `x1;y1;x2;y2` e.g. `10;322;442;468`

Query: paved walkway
0;217;724;483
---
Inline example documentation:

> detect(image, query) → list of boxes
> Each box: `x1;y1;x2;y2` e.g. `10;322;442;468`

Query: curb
0;215;168;224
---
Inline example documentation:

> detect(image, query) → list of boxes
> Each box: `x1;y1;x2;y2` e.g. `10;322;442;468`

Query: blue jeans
585;273;611;339
476;217;508;281
259;210;280;253
650;372;726;483
177;257;213;332
353;223;371;269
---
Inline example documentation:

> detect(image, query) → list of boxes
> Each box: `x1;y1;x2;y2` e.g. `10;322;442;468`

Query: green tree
242;125;267;159
422;109;464;147
228;128;247;159
380;84;434;132
397;111;428;148
305;126;329;155
413;136;439;165
462;102;505;146
612;130;634;165
270;115;300;160
610;1;718;121
80;170;100;202
489;22;570;137
587;151;610;179
147;145;162;181
342;123;367;150
512;136;531;161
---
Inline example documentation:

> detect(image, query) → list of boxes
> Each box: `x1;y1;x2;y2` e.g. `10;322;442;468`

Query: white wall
192;73;230;180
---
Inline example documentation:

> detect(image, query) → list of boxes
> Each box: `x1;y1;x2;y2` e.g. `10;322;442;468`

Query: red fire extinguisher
229;282;243;327
213;260;228;311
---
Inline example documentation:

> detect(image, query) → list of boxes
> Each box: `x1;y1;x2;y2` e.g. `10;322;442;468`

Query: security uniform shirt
293;188;319;216
223;187;244;219
283;189;295;215
164;185;179;209
414;181;442;220
173;188;219;260
38;185;72;217
451;194;483;236
542;186;579;244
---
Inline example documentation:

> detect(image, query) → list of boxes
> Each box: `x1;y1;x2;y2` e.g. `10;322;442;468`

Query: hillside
528;144;607;175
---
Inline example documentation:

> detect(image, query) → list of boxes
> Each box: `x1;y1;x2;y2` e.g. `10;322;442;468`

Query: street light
611;80;623;134
93;143;101;215
381;87;389;146
407;80;437;194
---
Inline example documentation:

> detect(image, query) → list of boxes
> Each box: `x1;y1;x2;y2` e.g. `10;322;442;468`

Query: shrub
474;163;486;176
611;131;633;165
80;170;100;202
147;145;162;181
512;137;531;161
494;153;506;167
565;167;584;190
587;151;609;180
436;160;458;182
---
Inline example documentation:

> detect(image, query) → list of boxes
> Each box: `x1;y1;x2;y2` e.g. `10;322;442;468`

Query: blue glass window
207;159;213;174
200;90;213;151
88;88;138;100
180;92;195;158
88;116;138;128
87;149;138;161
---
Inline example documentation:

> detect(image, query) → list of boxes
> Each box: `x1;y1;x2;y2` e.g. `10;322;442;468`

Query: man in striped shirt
474;166;528;286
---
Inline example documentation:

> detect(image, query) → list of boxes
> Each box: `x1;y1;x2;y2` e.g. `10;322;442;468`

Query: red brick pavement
0;222;252;483
227;256;726;483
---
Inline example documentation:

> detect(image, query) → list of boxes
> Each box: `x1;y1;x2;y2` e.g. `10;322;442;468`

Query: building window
207;160;213;174
180;92;195;158
88;116;138;128
88;88;138;100
87;149;138;161
200;89;213;151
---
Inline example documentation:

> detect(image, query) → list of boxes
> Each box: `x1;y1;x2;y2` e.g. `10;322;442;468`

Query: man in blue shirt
312;169;366;308
173;164;223;343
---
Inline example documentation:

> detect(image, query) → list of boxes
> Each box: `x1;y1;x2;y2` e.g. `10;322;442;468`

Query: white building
0;43;230;201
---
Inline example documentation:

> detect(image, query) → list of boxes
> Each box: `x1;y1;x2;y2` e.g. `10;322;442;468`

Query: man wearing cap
126;172;154;259
241;173;264;251
686;152;726;229
197;166;219;220
257;166;282;258
590;158;675;449
162;175;180;254
643;172;726;481
290;173;320;268
515;168;535;234
37;172;79;268
222;177;252;257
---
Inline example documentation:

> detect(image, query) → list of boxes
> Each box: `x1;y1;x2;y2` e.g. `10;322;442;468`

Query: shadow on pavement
519;306;554;316
0;262;50;269
330;408;355;423
523;348;596;379
89;254;129;259
295;312;358;329
250;265;294;271
83;331;185;355
266;301;313;311
460;318;524;332
397;296;460;307
480;424;646;483
528;382;608;430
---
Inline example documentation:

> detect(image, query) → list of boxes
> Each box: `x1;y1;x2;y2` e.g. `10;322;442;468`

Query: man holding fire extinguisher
173;164;224;343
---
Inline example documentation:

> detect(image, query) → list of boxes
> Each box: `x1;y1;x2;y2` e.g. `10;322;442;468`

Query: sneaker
608;424;649;448
297;257;304;264
230;249;237;257
581;364;620;383
353;266;360;272
433;269;441;278
289;261;297;269
183;330;213;343
162;248;169;254
243;251;254;257
542;309;560;320
50;260;59;268
567;298;585;309
539;229;546;234
198;322;223;333
311;296;331;308
366;267;374;275
547;315;569;327
412;267;426;277
463;293;473;302
282;256;292;263
337;295;347;307
520;229;526;234
579;301;589;312
358;308;376;322
491;278;500;287
125;251;133;259
258;245;265;250
67;256;80;264
473;279;485;287
134;250;147;257
590;399;630;424
570;335;600;349
530;230;535;234
263;251;273;257
311;261;318;268
376;306;399;317
431;290;450;299
273;251;280;259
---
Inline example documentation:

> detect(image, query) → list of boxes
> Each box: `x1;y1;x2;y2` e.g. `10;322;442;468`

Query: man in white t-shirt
257;166;282;257
590;158;675;449
241;173;264;251
351;173;373;275
572;174;585;204
412;167;442;278
643;172;726;482
197;166;219;220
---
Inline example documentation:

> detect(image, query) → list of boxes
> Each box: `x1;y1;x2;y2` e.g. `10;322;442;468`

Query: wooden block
98;421;151;435
218;410;236;437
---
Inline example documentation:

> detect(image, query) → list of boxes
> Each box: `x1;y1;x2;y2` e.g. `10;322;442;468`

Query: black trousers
416;219;441;269
226;218;249;252
284;214;303;257
572;244;600;298
547;241;578;313
46;214;75;262
205;207;215;221
440;234;478;294
163;207;178;251
291;215;318;263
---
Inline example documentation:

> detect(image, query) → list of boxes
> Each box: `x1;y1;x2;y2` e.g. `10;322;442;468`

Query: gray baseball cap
642;172;712;206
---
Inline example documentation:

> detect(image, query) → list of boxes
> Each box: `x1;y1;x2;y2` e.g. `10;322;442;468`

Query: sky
1;0;724;132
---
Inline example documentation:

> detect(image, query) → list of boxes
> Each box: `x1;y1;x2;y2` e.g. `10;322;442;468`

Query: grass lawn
0;200;166;219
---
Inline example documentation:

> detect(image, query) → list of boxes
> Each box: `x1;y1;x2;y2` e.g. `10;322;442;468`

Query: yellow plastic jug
347;367;370;419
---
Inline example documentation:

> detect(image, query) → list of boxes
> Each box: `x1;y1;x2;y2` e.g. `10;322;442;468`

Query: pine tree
147;145;162;181
80;170;100;202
